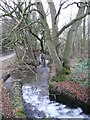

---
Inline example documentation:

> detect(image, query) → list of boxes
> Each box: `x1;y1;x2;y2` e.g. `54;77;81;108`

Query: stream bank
18;63;90;119
1;53;90;119
4;61;89;119
49;81;90;115
3;69;90;119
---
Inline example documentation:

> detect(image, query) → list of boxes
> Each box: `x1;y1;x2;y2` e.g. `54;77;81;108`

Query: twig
23;61;36;75
55;0;69;23
63;2;88;9
19;20;43;31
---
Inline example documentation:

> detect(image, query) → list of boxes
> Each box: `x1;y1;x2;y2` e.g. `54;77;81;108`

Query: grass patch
70;58;89;87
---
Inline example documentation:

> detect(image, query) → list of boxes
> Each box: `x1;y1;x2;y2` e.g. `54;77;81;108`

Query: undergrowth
70;58;89;87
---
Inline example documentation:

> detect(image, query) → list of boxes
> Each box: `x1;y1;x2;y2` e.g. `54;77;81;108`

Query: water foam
22;85;89;119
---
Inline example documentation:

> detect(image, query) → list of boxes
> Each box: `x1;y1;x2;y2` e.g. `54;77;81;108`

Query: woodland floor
0;54;16;118
55;80;89;104
55;61;89;104
52;46;89;104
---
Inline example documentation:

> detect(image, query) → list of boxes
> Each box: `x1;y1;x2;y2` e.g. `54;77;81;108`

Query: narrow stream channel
22;64;90;119
22;85;89;119
3;53;90;119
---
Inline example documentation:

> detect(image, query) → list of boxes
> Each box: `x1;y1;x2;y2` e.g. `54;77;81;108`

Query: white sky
41;0;80;30
0;0;80;32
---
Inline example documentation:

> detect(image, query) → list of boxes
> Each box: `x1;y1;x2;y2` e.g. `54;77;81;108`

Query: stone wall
11;79;26;118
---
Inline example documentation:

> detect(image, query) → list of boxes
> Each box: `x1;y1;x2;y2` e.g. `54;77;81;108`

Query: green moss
63;60;71;74
11;79;26;117
51;67;71;82
62;67;71;75
16;107;26;117
16;112;26;117
51;73;66;82
49;82;53;89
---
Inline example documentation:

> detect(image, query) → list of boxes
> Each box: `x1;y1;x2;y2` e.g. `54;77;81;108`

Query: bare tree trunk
47;1;59;47
82;18;86;46
63;0;85;69
88;1;90;59
47;1;63;60
0;16;2;119
25;31;36;61
35;1;62;73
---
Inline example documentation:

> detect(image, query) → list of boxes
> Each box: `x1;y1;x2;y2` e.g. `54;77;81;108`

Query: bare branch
55;0;69;23
23;61;37;75
57;11;87;37
29;9;44;18
19;20;43;31
1;3;23;18
63;2;88;9
28;28;42;42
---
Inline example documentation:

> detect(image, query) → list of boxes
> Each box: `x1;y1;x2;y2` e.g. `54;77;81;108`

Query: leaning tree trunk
47;1;63;60
35;1;62;73
63;0;85;70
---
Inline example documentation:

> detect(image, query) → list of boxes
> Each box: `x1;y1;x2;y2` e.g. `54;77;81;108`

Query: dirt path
0;52;17;118
0;53;17;74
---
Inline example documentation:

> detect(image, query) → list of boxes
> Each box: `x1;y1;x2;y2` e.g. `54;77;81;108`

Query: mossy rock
11;79;26;117
51;67;71;82
16;107;26;117
62;67;71;75
49;82;56;90
51;74;66;82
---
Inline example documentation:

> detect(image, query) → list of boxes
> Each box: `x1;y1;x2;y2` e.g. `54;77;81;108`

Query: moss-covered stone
16;107;26;117
51;67;71;82
62;67;71;75
51;74;66;82
11;79;26;118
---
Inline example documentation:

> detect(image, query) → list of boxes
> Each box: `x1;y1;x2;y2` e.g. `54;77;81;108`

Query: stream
3;53;90;119
22;63;90;119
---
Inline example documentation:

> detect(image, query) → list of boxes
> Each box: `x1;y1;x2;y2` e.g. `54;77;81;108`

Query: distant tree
63;0;86;71
2;18;15;52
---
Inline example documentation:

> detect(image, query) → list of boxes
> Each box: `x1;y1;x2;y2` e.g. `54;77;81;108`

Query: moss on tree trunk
51;67;71;82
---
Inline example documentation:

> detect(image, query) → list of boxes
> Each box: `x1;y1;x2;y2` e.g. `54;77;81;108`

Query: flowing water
22;85;89;119
22;64;90;119
3;53;90;119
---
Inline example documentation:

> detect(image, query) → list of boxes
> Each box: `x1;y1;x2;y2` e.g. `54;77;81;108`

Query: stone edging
11;79;26;118
49;82;90;115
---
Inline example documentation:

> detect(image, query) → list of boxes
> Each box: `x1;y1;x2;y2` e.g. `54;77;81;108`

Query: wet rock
2;73;10;82
5;76;13;91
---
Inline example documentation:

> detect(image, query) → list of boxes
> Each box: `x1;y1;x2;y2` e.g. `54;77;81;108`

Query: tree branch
28;29;42;42
63;1;88;9
19;20;43;31
55;0;69;23
57;11;87;37
29;9;44;19
1;3;23;18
